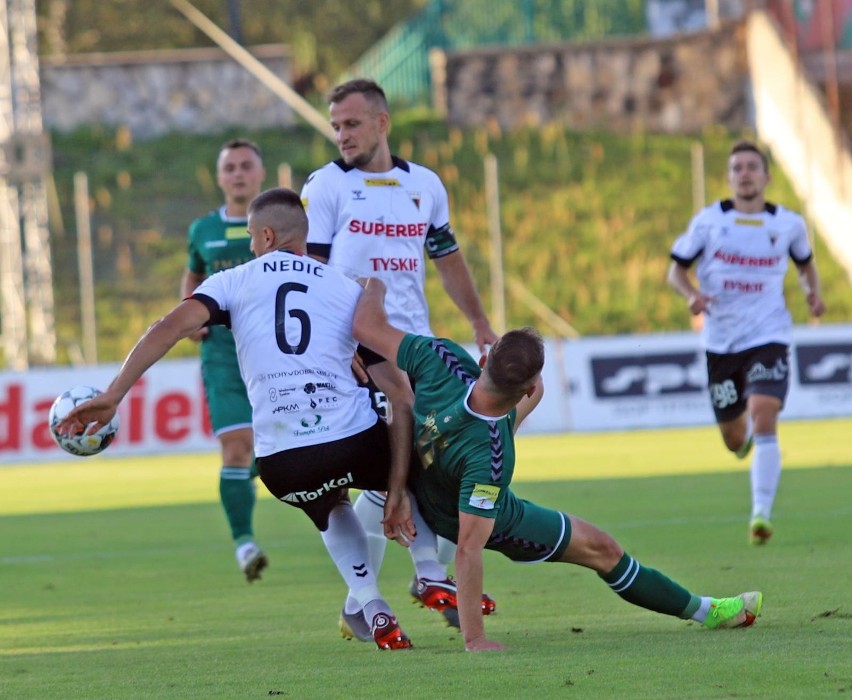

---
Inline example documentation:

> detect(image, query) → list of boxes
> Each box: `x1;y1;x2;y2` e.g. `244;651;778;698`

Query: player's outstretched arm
56;300;211;437
353;278;406;366
797;260;826;317
180;269;210;342
456;512;506;652
433;251;498;353
369;360;417;544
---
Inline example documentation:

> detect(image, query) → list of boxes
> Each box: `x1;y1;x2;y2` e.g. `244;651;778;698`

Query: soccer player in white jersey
54;187;444;650
301;78;499;631
667;140;826;545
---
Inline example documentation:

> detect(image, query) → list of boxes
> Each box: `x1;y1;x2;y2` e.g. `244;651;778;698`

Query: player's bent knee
723;437;742;453
593;532;624;570
561;516;623;570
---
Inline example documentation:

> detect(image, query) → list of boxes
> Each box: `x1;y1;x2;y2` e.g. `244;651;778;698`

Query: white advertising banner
515;323;852;435
2;324;850;463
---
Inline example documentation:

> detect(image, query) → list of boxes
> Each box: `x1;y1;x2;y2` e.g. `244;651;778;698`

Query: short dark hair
729;140;768;172
248;187;304;216
247;187;308;241
485;327;544;397
220;138;262;159
328;79;388;111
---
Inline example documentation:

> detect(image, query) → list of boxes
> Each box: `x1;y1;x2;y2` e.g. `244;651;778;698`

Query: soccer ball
48;386;120;457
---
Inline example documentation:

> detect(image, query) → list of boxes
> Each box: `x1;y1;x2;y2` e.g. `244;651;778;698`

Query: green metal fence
345;0;648;105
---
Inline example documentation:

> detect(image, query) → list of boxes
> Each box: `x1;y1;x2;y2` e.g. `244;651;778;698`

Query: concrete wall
433;19;749;133
40;45;294;139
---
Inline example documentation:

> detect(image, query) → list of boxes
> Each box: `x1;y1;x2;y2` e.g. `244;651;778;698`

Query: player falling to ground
667;140;826;545
353;278;764;652
182;139;269;581
301;78;499;631
56;188;452;650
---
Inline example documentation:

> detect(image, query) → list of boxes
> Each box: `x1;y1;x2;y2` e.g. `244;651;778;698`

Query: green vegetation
33;2;852;364
47;120;852;364
40;1;644;94
2;420;851;698
38;0;427;85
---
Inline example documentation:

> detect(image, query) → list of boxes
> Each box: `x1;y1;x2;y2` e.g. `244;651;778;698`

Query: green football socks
219;466;256;544
600;553;698;617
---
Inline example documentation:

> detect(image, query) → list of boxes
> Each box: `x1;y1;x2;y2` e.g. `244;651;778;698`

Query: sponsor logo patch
364;178;400;187
469;483;500;510
281;472;354;503
225;225;250;239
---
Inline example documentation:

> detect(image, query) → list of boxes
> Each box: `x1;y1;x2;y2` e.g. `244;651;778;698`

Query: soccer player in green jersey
354;278;764;652
182;139;269;581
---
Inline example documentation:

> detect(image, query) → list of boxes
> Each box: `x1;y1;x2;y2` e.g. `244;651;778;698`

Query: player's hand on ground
55;393;120;437
465;636;509;652
381;489;416;546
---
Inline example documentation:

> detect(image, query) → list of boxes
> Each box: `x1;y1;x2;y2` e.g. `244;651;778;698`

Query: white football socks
407;492;446;581
437;536;457;567
750;433;781;520
352;490;388;575
346;489;448;612
321;501;389;617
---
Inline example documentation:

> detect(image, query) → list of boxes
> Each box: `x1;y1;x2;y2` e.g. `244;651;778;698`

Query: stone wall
433;19;750;133
40;45;294;139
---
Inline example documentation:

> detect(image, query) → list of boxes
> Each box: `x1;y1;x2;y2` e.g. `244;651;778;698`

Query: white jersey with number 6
193;250;376;456
670;200;813;354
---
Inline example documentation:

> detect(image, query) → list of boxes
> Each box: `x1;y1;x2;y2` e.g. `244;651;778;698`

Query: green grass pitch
2;419;850;699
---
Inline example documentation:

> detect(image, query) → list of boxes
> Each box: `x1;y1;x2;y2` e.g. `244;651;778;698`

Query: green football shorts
201;358;252;435
486;496;572;563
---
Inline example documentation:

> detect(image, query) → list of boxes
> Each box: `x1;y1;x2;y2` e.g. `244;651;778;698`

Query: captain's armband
425;223;460;260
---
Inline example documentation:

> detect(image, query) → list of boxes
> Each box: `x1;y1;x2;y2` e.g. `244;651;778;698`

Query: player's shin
600;553;694;617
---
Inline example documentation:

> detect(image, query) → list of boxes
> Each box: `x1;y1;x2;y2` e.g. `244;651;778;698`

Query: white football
48;386;120;457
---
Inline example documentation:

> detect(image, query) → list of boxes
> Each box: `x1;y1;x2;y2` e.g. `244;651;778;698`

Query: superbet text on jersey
301;156;459;336
670;200;814;354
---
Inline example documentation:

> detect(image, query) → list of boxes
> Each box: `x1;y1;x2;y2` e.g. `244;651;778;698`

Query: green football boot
703;591;763;629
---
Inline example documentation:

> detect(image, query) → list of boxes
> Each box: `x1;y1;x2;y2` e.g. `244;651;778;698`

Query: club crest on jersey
351;190;366;201
364;178;400;187
408;191;421;210
768;230;779;246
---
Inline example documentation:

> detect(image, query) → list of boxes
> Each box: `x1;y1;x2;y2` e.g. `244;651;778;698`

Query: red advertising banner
1;359;216;464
